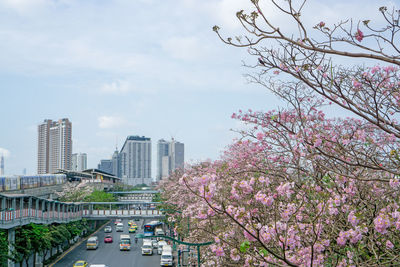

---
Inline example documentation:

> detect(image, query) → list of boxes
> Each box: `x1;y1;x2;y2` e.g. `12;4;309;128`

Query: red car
104;235;113;243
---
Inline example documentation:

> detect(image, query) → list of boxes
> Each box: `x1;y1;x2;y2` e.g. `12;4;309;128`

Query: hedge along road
52;218;161;267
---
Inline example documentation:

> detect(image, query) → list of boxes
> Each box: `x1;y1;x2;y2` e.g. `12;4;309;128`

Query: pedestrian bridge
0;193;163;229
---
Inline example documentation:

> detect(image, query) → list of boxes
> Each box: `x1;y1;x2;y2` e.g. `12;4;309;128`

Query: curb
47;220;110;267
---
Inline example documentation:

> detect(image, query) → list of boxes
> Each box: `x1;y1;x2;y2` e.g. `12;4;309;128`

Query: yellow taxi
129;227;136;233
128;220;134;226
73;260;88;267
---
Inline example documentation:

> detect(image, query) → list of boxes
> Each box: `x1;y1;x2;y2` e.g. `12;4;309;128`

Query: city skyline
0;0;386;176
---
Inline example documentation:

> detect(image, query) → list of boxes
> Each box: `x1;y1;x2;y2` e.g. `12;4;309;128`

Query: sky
0;0;395;176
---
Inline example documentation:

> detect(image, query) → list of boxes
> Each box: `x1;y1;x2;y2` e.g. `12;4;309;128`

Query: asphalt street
53;218;162;267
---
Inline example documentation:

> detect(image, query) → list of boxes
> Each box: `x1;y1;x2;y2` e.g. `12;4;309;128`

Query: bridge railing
82;209;162;216
0;194;164;228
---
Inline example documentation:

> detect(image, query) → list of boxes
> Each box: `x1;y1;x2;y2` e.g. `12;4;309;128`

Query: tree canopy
161;1;400;266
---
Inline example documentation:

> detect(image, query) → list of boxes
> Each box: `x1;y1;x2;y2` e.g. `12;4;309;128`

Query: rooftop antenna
115;136;118;151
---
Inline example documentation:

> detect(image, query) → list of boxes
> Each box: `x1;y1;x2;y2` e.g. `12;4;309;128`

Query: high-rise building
97;147;121;177
120;135;151;185
0;155;4;175
37;119;53;174
112;148;121;177
37;118;72;174
72;153;87;171
157;138;184;181
157;139;169;181
98;159;113;174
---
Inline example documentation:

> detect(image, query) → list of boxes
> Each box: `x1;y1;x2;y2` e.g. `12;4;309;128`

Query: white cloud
0;0;49;14
0;148;10;158
100;80;133;94
97;116;126;129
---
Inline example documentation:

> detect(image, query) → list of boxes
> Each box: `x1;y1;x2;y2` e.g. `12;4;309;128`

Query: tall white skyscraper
0;155;4;175
38;118;72;174
120;136;152;185
72;153;87;171
157;138;184;181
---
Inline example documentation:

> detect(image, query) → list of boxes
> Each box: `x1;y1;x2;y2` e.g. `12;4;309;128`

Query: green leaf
239;241;250;253
259;248;268;256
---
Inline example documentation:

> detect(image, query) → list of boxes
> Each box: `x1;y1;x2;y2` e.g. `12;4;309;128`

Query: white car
142;240;153;255
157;241;168;255
152;239;158;249
160;246;173;266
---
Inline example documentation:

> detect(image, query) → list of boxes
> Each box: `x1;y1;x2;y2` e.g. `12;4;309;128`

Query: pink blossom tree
161;0;400;266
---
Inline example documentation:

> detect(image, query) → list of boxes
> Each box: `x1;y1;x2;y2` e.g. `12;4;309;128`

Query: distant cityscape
35;118;184;185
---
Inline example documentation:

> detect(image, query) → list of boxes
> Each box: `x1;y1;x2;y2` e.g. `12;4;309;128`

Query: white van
86;236;99;250
141;240;153;255
160;245;173;266
116;222;124;232
119;234;131;251
155;228;165;236
157;240;168;255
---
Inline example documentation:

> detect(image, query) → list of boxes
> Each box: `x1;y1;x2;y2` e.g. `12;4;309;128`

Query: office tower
0;155;4;175
23;168;26;175
37;119;53;174
38;118;72;174
112;148;121;177
120;135;151;185
157;138;184;181
170;138;184;171
98;159;113;174
72;153;87;171
157;139;169;181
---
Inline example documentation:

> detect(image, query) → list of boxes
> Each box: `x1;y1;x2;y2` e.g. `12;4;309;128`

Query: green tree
0;230;9;267
12;227;32;267
25;224;52;265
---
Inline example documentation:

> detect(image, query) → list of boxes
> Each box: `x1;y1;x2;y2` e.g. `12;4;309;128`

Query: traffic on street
53;218;164;267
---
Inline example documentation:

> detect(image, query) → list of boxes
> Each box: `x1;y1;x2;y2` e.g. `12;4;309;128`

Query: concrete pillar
11;198;16;220
28;197;32;217
35;199;39;218
19;198;23;219
7;228;15;267
1;196;5;221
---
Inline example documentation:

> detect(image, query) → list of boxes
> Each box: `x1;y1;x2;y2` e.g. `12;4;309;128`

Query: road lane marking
47;220;111;267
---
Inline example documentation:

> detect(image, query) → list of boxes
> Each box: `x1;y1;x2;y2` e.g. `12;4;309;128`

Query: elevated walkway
0;194;163;229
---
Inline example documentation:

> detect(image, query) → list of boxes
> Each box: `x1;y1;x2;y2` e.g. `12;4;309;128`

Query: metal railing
0;194;163;229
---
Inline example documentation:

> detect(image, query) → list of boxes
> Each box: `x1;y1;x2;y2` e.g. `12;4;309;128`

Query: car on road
104;235;113;243
129;227;136;233
134;217;140;221
104;226;112;233
114;219;122;225
157;240;167;254
86;236;99;250
141;240;153;255
119;234;131;251
160;245;173;266
73;260;88;267
151;239;158;249
116;222;124;232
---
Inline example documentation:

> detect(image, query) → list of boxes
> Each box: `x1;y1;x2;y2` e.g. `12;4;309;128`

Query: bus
119;235;131;251
143;221;163;236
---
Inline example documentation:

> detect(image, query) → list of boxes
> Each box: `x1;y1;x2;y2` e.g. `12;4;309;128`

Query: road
53;218;162;267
